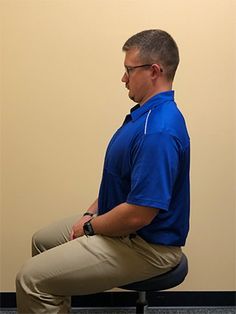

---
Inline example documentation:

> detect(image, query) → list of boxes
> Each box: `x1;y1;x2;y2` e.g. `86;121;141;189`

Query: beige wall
1;0;235;292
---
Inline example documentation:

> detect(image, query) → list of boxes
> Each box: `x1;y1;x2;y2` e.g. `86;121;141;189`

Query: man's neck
140;83;173;106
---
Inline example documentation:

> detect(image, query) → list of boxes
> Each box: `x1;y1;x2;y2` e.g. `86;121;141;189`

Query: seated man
16;29;190;314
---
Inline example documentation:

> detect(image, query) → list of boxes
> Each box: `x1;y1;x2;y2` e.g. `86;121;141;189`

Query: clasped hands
70;215;93;240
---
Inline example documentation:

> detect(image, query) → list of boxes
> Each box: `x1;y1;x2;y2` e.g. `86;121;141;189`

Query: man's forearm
91;202;159;237
70;199;99;240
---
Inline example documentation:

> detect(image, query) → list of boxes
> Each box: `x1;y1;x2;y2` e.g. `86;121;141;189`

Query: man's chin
129;96;136;102
128;92;136;102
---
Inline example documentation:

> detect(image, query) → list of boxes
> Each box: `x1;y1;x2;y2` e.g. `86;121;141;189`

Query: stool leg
136;291;148;314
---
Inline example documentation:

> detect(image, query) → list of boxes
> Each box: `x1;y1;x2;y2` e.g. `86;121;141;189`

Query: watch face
83;220;95;236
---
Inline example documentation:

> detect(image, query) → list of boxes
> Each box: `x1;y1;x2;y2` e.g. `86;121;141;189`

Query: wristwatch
83;219;95;237
83;211;94;217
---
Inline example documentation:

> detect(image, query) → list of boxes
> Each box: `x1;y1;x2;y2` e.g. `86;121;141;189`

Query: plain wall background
0;0;235;292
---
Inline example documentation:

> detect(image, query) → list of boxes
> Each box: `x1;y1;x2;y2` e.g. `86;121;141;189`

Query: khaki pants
16;214;182;313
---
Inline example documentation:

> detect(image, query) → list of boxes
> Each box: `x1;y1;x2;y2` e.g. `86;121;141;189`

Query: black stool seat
120;253;188;314
121;253;188;291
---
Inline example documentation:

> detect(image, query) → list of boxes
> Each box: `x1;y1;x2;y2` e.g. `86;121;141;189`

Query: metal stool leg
136;291;148;314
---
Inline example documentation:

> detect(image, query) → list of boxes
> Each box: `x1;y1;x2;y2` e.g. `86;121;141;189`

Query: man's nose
121;72;128;83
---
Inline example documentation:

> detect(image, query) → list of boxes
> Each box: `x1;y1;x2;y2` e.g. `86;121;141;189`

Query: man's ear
151;64;163;79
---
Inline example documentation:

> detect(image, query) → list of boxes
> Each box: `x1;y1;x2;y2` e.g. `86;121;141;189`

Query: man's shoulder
147;102;183;130
145;102;190;146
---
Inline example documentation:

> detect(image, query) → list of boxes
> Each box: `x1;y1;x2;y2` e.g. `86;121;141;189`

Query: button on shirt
98;91;190;246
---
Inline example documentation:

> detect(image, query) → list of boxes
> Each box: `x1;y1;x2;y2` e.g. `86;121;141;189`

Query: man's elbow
130;207;159;229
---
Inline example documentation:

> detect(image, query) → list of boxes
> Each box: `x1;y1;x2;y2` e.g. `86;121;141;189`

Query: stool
120;253;188;314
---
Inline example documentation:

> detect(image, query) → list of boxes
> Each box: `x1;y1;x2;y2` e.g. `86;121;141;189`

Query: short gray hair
122;29;179;81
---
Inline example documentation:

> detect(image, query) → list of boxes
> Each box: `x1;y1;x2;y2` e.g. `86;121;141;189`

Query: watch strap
83;212;94;217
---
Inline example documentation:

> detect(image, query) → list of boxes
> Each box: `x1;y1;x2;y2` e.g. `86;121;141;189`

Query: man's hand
70;215;93;240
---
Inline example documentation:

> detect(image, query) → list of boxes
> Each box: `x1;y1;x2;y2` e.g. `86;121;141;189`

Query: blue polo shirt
98;91;190;246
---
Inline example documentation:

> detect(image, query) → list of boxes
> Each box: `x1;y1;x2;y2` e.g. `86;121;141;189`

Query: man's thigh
32;214;80;255
21;234;160;296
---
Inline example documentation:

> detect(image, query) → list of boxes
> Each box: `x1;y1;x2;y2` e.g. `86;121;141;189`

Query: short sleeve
127;132;180;211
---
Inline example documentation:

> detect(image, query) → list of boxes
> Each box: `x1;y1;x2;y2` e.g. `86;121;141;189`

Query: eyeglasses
124;64;163;77
124;64;152;76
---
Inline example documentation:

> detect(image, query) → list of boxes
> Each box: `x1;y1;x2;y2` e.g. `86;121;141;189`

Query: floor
0;307;235;313
71;307;236;314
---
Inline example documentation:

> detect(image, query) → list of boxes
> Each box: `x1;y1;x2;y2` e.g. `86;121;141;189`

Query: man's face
121;48;152;105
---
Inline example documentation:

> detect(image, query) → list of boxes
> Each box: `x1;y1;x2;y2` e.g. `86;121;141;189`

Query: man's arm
70;198;98;240
72;202;159;238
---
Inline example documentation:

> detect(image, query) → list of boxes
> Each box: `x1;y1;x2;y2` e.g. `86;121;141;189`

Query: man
16;29;190;313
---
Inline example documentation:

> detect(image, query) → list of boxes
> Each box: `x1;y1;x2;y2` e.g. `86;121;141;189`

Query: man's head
122;29;179;82
121;29;179;105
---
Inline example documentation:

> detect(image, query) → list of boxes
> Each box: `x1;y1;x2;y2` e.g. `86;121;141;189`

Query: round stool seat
121;253;188;291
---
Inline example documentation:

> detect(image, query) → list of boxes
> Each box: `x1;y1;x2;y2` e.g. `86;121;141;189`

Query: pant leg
17;214;79;313
32;214;79;256
16;216;182;314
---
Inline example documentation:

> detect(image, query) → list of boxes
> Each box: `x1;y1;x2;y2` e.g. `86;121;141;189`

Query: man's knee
16;259;35;294
32;230;43;256
31;228;51;255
